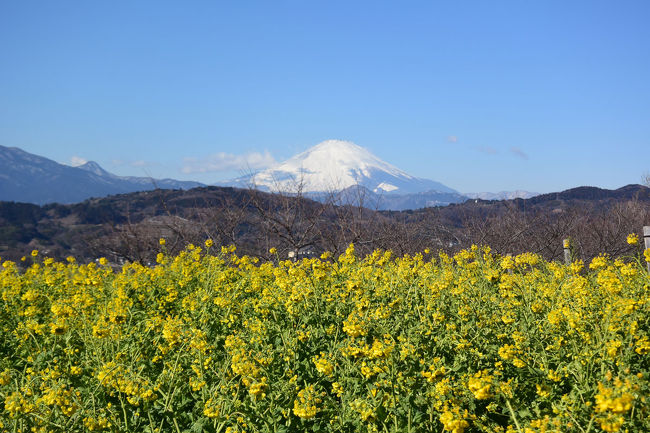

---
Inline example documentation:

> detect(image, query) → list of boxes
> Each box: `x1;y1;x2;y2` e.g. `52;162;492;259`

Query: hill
0;184;647;265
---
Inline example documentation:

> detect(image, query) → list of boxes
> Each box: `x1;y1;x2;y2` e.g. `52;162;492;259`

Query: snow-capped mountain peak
77;161;114;177
233;139;456;195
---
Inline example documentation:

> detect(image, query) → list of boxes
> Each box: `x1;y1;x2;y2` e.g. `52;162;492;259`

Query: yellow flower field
1;243;649;432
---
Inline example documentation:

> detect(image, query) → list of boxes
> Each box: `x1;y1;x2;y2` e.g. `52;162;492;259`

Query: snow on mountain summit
231;140;457;195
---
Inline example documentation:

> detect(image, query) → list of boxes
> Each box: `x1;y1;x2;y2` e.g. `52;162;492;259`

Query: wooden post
506;253;513;274
643;226;650;272
563;238;571;265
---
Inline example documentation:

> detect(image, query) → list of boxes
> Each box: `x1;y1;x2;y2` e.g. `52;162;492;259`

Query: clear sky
1;1;649;193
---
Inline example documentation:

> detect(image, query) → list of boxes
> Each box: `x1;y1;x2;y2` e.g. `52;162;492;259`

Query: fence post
563;239;571;265
506;253;513;274
643;226;650;272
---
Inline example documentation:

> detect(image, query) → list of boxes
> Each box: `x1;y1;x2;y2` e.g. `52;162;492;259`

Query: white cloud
69;156;88;166
182;151;276;174
447;135;458;143
509;146;529;160
476;146;498;155
130;160;149;167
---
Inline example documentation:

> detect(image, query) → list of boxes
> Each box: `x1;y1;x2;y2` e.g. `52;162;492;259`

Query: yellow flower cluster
313;353;335;377
626;233;639;245
467;370;493;400
292;385;323;419
595;381;635;414
439;406;470;433
0;242;648;432
96;361;157;405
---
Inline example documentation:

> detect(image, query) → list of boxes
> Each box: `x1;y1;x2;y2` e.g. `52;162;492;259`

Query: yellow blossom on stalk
31;249;38;257
498;380;514;399
501;312;515;325
248;377;267;399
512;358;525;368
484;269;500;283
626;233;638;245
84;415;110;431
498;344;516;361
635;336;650;355
269;247;277;254
349;399;375;422
203;397;220;418
0;368;11;385
515;252;540;267
343;312;367;337
205;239;213;248
439;406;470;433
536;384;550;398
594;379;635;414
189;376;206;391
50;320;67;335
570;260;584;273
313;353;334;377
422;364;446;383
546;369;562;382
530;301;544;313
606;340;622;358
332;382;343;398
293;385;322;419
589;254;609;270
644;248;650;262
159;238;166;245
21;289;38;303
500;255;515;270
468;370;493;400
4;392;27;417
597;414;625;433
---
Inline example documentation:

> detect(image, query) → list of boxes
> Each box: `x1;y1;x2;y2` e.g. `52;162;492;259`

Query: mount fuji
223;140;467;210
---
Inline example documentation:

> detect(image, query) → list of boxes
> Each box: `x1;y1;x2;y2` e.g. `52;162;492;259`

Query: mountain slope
0;145;203;204
226;140;458;195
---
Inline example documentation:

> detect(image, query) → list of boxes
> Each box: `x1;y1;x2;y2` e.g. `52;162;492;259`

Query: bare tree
247;175;327;259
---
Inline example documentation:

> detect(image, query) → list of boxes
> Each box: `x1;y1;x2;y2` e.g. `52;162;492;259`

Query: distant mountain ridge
0;145;203;204
525;184;649;204
3;143;630;211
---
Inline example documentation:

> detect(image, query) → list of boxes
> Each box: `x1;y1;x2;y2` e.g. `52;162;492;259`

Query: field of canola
1;242;650;433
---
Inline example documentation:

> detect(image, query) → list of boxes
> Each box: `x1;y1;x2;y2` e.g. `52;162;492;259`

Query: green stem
506;400;522;433
120;396;129;431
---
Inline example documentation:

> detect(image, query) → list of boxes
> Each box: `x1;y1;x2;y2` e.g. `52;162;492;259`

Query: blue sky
1;1;648;193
